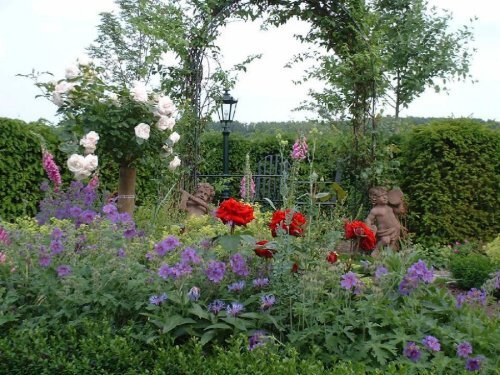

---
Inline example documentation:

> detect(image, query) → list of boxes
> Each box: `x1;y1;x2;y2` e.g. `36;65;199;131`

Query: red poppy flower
344;220;376;251
326;251;338;263
291;262;299;273
254;240;275;259
269;209;306;237
216;198;255;226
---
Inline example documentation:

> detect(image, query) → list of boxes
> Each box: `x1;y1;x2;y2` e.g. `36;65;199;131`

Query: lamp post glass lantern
217;89;238;200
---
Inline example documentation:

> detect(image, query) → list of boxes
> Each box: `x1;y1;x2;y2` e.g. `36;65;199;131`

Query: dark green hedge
0;118;68;220
0;319;421;375
400;119;500;244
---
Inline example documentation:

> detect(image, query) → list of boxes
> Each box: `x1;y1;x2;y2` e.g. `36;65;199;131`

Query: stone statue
365;186;405;252
179;182;215;216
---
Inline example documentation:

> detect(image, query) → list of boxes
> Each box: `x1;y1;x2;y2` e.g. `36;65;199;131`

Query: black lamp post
216;89;238;200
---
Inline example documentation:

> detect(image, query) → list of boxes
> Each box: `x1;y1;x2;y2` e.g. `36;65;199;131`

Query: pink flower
240;176;256;200
42;151;62;191
0;226;10;245
291;136;308;160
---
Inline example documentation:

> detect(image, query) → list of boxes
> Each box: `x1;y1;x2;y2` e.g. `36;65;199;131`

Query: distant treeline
206;117;500;134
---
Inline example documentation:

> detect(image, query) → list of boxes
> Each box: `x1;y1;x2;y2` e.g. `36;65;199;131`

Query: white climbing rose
169;155;181;171
134;123;150;140
168;131;180;144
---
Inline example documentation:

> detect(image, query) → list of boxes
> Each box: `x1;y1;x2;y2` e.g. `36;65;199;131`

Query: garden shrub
400;119;500;244
449;253;497;289
484;235;500;262
0;118;66;221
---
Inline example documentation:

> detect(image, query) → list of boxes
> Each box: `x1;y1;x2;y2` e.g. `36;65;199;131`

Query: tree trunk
117;165;136;216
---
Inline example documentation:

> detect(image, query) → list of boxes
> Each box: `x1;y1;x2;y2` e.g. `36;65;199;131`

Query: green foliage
400;119;500;243
484;235;500;262
0;118;70;221
412;243;450;270
449;253;498;290
374;0;475;117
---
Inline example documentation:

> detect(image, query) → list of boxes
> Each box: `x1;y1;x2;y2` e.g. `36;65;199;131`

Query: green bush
0;319;393;375
450;253;497;289
400;119;500;244
0;118;67;221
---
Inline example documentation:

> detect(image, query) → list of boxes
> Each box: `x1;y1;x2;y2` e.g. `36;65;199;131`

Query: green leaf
200;330;217;346
161;315;196;334
205;323;232;331
217;235;242;251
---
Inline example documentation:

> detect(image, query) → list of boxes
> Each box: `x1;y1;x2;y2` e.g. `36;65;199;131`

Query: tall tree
374;0;474;118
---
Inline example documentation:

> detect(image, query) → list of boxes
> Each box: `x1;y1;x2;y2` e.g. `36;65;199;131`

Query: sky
0;0;499;124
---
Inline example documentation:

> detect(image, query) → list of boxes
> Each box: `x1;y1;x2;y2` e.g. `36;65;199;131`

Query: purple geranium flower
69;205;83;218
56;265;72;277
123;227;137;239
208;299;225;314
230;253;250;277
39;254;52;267
422;336;441;352
228;281;246;292
102;203;118;215
181;247;201;264
226;302;244;316
80;210;97;225
403;342;421;362
375;265;388;280
117;248;126;257
457;341;473;358
51;227;63;240
154;236;181;256
340;272;359;290
205;261;226;283
465;356;484;372
50;240;64;255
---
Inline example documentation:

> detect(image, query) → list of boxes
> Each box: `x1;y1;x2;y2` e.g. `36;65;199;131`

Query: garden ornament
365;186;405;254
179;183;215;216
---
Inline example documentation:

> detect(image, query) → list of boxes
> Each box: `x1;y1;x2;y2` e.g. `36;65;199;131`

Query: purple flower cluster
248;330;267;351
36;181;100;226
205;261;226;283
457;341;473;358
117;248;126;258
208;299;225;314
403;342;421;362
56;265;72;277
252;278;269;289
226;302;244;316
422;336;441;352
154;236;181;256
398;260;435;295
188;286;201;301
181;247;201;264
374;265;388;280
158;262;192;280
0;226;11;245
228;281;246;292
149;293;168;305
455;288;487;308
260;294;276;311
340;272;364;294
42;151;62;191
465;356;485;372
230;253;249;277
454;341;485;372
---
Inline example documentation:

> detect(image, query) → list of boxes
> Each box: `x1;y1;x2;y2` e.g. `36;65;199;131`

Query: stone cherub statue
179;182;215;216
365;186;406;253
